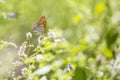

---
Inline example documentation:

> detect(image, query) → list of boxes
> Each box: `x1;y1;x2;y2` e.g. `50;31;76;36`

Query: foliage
0;0;120;80
0;30;120;80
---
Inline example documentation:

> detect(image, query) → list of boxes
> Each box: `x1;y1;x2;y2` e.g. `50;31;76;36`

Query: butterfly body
32;16;46;35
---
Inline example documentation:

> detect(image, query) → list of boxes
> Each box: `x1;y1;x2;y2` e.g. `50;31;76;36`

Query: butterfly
32;16;46;35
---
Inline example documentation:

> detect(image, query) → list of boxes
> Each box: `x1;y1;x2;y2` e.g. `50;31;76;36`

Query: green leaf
106;29;119;48
32;65;52;75
74;67;86;80
102;47;113;59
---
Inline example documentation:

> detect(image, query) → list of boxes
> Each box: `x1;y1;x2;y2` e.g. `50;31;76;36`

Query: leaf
106;29;119;48
32;65;52;75
102;47;113;59
74;67;86;80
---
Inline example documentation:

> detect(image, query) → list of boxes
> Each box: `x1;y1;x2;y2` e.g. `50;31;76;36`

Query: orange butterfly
32;16;46;35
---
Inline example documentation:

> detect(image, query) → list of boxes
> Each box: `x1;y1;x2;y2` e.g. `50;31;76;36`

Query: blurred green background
0;0;120;79
0;0;119;45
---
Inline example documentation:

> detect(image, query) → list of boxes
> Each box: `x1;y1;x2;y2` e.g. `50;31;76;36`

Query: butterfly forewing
32;16;46;35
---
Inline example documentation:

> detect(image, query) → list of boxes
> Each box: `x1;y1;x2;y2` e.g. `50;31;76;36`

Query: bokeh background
1;0;119;44
0;0;120;79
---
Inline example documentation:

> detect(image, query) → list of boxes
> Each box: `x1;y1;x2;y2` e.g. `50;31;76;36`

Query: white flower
26;32;32;39
63;68;69;73
12;60;22;66
18;42;27;57
21;67;28;76
113;54;120;69
66;77;72;80
54;38;66;43
54;39;62;43
34;54;44;61
112;12;120;24
40;76;47;80
48;30;56;39
38;36;46;44
97;71;103;77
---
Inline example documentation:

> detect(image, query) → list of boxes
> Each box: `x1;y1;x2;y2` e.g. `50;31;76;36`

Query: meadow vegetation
0;0;120;80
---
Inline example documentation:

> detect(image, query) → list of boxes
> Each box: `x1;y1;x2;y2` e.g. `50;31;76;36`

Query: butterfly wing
32;16;46;35
40;16;46;33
